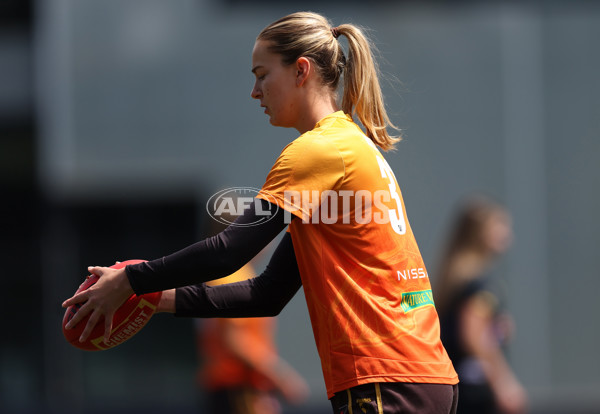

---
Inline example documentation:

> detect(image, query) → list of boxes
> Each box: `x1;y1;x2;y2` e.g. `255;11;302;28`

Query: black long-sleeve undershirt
175;232;302;318
124;198;302;317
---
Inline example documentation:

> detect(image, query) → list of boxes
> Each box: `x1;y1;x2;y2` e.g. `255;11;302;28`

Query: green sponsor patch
400;290;435;313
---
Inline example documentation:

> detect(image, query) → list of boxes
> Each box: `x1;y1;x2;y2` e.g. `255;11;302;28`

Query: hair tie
331;27;340;39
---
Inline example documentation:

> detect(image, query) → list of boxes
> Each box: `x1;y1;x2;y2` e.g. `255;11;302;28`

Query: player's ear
295;57;310;87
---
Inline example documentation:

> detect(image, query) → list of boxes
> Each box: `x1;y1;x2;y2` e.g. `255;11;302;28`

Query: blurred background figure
195;262;310;414
434;195;528;414
194;211;309;414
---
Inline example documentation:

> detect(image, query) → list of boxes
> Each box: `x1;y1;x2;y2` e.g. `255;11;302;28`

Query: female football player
64;12;459;413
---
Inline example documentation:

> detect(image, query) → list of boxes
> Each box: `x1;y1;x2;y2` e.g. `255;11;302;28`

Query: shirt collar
314;111;352;129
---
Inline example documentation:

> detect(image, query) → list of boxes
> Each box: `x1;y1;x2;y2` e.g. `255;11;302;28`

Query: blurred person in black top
434;196;528;414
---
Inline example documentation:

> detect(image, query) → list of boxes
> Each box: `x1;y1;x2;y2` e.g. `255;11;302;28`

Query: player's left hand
62;266;134;343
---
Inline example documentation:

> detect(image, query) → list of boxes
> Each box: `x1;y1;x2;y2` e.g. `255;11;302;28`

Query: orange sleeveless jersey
257;112;457;398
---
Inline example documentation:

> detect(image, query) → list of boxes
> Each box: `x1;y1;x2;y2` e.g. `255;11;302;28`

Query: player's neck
294;97;340;135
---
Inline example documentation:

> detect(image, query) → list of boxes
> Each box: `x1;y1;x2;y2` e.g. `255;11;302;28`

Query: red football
62;259;162;351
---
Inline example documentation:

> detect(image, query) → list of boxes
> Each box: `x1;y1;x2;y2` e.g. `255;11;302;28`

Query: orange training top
257;111;458;398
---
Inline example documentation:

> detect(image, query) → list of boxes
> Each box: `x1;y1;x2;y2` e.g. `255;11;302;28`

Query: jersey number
376;155;406;235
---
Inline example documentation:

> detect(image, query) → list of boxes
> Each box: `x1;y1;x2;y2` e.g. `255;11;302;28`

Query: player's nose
251;82;261;99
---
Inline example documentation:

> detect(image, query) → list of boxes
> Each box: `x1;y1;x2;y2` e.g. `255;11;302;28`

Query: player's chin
267;114;291;128
268;116;280;126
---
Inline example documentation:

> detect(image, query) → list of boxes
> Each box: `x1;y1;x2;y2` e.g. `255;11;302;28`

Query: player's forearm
156;289;176;313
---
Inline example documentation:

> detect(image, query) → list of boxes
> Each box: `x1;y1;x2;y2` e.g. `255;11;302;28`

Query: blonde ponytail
335;25;401;151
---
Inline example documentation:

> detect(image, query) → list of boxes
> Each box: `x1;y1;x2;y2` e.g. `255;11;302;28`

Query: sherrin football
62;259;162;351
